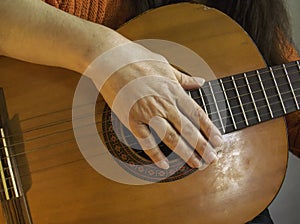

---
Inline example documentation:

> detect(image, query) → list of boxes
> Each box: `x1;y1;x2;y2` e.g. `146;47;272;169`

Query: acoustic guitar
0;3;298;223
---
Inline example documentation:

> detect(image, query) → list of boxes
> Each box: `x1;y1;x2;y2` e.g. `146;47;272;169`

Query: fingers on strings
130;100;223;170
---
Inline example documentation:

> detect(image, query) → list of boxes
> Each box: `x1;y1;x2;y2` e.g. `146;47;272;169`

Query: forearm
0;0;129;73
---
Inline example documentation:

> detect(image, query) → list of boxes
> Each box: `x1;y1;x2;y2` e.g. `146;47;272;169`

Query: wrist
76;24;131;74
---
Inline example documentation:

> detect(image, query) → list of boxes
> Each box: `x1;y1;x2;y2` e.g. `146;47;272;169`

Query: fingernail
156;159;169;170
193;77;205;86
214;135;224;147
206;151;218;164
191;158;203;169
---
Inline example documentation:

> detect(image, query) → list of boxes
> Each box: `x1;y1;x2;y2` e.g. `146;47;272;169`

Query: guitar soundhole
102;105;196;183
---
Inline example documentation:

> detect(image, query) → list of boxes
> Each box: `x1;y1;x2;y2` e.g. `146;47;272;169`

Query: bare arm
0;0;222;170
0;0;129;73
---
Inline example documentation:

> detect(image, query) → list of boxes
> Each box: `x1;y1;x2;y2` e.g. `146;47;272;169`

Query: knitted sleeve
42;0;108;24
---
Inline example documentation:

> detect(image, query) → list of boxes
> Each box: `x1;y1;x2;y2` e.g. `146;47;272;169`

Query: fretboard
188;60;300;134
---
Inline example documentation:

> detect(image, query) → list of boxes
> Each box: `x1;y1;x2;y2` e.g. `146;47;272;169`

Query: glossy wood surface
0;3;288;223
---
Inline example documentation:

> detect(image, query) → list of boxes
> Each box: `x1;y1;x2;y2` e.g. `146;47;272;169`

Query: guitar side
0;3;288;224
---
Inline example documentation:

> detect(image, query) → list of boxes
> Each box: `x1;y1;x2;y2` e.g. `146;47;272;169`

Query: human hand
86;42;223;170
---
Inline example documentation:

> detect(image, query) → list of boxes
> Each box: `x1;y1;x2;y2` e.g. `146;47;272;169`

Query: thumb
173;68;205;89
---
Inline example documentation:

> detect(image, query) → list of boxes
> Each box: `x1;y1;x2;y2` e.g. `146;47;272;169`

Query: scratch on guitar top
212;133;251;193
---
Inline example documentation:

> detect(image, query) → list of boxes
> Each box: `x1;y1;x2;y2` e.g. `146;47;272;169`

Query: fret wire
219;78;237;130
4;89;294;152
0;93;296;154
16;61;300;132
270;67;286;113
244;73;261;122
231;76;249;126
208;82;225;133
6;74;298;143
193;89;299;124
206;61;300;89
0;99;289;195
17;61;295;126
8;76;298;144
14;61;300;126
0;128;19;198
5;79;298;145
197;68;300;102
2;99;296;170
3;64;300;143
198;88;208;114
201;79;300;108
214;103;298;133
2;93;300;158
256;70;274;118
283;64;299;110
12;61;300;122
206;75;300;98
207;99;299;132
0;96;296;193
2;62;300;163
124;101;297;137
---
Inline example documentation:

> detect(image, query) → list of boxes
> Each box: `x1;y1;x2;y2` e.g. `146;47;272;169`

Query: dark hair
205;0;294;65
135;0;294;66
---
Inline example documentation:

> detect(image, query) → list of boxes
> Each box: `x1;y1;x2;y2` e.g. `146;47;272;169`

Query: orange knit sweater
43;0;136;29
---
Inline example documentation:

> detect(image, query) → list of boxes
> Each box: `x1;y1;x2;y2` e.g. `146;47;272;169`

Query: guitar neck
188;60;300;134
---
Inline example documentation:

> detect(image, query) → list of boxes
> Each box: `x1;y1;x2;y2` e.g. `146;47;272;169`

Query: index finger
175;88;224;148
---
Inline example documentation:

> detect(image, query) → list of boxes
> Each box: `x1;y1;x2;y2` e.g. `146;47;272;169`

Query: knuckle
206;124;213;136
194;107;205;117
198;141;209;153
194;108;206;125
181;148;194;160
146;149;163;161
182;123;193;136
165;131;178;146
140;138;157;150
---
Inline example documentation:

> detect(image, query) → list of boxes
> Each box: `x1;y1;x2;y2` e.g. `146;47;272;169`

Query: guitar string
2;106;105;140
2;81;299;197
0;91;298;169
1;120;103;150
1;81;299;157
0;93;296;186
1;74;299;153
0;101;294;195
19;100;104;123
11;61;300;128
2;101;104;139
0;65;299;169
0;100;297;194
0;80;298;192
2;64;300;142
2;57;299;195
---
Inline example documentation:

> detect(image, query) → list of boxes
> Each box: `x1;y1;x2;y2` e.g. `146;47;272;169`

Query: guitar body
0;3;288;224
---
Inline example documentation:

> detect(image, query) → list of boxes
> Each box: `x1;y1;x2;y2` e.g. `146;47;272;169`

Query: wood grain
0;3;287;223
